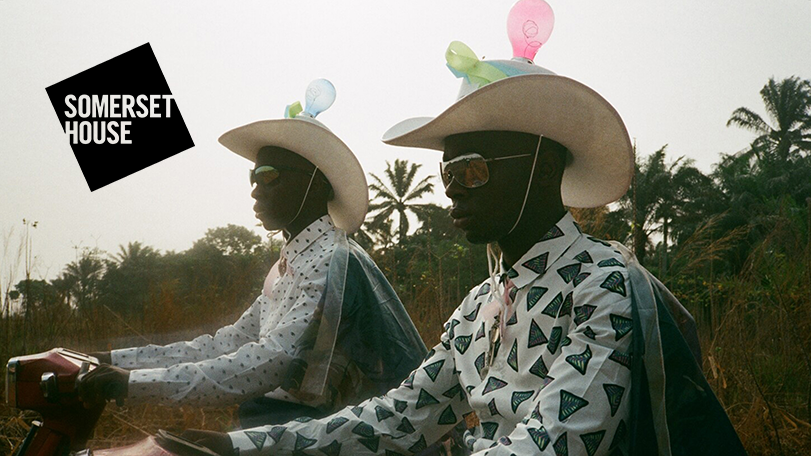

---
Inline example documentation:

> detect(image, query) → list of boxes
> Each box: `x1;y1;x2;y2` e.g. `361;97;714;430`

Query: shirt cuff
127;368;166;402
229;430;262;455
111;347;140;369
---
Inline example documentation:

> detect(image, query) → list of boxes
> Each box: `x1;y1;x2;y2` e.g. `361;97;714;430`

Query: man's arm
468;268;633;456
228;311;472;456
111;295;265;370
122;289;322;406
78;297;266;406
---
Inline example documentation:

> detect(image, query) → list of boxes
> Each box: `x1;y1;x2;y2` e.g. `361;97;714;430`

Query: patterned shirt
229;212;634;456
113;216;342;407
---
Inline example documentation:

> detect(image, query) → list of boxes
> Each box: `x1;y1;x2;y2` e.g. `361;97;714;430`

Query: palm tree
621;145;713;268
63;249;105;312
727;76;811;165
623;146;675;264
368;159;435;243
102;242;162;316
353;218;395;252
723;76;811;219
114;241;159;265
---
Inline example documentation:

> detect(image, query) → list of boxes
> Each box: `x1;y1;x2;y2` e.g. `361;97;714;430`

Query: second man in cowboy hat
78;79;428;429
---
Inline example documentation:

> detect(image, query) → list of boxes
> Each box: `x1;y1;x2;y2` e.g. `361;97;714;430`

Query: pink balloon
507;0;555;62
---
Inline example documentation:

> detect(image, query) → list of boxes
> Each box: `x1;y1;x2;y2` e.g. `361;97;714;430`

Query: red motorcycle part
6;349;106;456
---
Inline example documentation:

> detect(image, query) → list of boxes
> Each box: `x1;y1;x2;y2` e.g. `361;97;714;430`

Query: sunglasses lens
442;157;489;188
252;165;280;186
464;159;489;188
440;163;453;188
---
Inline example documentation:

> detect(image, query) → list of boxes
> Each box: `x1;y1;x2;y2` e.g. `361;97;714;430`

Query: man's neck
283;210;329;242
498;206;567;267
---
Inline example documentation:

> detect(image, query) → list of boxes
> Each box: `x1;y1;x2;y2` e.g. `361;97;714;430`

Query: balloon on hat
220;77;369;233
445;0;557;96
382;0;634;209
303;78;336;118
285;78;337;119
507;0;555;63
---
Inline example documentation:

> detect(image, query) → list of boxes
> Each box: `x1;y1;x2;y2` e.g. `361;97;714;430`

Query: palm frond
368;173;398;202
369;206;396;227
403;176;435;202
401;160;420;196
727;107;771;135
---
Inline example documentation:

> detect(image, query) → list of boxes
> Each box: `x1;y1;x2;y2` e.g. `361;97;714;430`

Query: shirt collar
282;215;334;265
501;212;583;289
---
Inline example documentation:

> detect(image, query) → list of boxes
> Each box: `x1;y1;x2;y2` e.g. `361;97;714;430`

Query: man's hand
181;429;234;456
77;363;129;405
88;350;112;364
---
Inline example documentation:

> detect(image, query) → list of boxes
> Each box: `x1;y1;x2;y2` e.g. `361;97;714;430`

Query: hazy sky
2;0;810;284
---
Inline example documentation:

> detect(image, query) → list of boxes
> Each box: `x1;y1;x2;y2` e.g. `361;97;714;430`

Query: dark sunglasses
249;165;314;187
439;153;531;189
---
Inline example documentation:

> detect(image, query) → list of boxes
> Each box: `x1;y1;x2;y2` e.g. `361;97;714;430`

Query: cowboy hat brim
219;118;368;234
382;73;633;208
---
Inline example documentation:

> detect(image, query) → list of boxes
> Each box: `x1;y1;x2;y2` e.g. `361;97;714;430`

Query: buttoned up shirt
229;212;634;455
113;216;341;407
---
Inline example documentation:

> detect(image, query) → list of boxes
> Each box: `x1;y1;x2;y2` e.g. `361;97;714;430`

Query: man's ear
534;149;565;188
317;172;335;201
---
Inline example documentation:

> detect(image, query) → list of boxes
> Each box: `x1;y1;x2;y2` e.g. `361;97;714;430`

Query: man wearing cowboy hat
207;59;642;456
186;32;744;456
78;79;427;429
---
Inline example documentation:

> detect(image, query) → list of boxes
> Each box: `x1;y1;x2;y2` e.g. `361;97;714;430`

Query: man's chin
458;222;505;245
462;228;492;245
257;215;284;232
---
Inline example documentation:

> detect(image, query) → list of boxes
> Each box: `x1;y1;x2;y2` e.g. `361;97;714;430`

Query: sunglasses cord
484;243;503;337
280;166;319;239
485;135;543;336
506;135;542;237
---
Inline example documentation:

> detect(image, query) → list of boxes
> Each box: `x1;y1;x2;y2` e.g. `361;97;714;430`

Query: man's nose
443;177;468;201
250;184;262;200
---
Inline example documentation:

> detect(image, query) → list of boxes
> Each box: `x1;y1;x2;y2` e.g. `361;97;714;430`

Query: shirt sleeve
111;295;265;370
228;310;472;456
470;268;633;456
123;289;322;406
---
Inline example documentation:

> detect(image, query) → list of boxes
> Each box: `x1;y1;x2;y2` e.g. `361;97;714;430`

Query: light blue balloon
303;79;336;118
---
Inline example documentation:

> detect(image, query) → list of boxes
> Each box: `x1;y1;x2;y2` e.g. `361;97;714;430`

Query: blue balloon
303;79;336;118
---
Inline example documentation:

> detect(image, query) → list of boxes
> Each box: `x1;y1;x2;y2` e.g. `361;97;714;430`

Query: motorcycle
6;348;218;456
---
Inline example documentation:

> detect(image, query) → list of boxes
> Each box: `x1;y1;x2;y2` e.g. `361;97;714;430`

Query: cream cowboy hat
219;79;368;234
382;45;634;208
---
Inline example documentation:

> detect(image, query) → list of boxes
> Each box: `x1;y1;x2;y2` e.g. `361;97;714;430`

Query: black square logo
46;43;194;191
